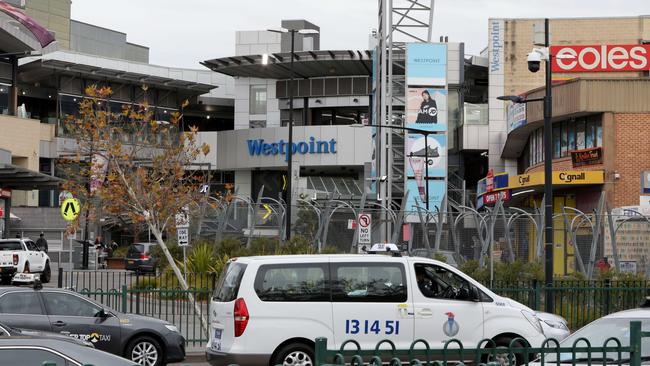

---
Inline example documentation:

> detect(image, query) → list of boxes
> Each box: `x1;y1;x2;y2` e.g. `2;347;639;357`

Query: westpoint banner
405;43;448;219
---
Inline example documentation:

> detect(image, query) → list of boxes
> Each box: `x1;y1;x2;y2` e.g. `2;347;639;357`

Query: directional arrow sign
282;175;287;191
262;204;272;221
61;198;80;222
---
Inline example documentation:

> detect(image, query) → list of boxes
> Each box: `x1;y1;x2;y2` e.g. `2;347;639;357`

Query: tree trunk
149;225;208;334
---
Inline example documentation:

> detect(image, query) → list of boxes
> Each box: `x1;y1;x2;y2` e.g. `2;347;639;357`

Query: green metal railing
313;321;650;366
491;280;650;330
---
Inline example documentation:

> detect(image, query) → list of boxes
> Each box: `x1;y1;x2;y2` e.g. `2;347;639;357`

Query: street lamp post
498;18;557;312
354;124;434;210
266;27;319;241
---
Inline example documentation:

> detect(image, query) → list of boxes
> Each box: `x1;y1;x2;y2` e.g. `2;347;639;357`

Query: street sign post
358;213;371;244
175;206;190;279
177;228;189;246
60;198;80;221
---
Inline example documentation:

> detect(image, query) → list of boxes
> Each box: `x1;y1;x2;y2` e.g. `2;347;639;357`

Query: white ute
0;238;51;284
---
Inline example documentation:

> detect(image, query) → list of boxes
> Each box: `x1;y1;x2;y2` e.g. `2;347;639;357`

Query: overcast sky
71;0;650;69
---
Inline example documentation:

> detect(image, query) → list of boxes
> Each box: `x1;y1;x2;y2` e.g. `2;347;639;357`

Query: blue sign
405;179;446;213
406;88;447;132
406;43;447;86
247;137;336;162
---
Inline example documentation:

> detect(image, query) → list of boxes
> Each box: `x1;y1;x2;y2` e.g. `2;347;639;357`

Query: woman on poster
416;90;438;124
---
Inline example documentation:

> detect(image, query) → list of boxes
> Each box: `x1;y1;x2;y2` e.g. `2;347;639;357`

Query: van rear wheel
484;336;526;366
272;343;314;366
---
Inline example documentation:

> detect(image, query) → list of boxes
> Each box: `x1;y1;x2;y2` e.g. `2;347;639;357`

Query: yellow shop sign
509;171;604;188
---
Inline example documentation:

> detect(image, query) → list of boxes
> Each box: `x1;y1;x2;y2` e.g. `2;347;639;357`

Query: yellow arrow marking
282;175;287;191
263;204;272;221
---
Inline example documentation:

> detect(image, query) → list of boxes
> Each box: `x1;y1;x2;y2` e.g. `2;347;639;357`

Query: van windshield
213;262;247;302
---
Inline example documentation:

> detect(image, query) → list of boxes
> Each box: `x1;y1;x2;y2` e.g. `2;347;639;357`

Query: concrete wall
70;20;150;63
0;115;55;206
235;31;281;56
25;0;71;50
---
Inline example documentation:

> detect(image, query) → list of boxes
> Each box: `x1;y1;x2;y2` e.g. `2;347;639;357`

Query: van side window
414;263;474;301
214;262;247;302
332;263;407;303
254;264;328;302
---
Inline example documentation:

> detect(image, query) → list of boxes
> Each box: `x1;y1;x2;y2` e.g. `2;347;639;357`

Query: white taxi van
206;247;547;366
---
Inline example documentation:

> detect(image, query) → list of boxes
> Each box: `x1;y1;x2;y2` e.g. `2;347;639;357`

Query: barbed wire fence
196;190;650;279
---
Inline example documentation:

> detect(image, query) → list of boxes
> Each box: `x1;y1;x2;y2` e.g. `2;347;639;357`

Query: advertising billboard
406;134;446;178
507;102;526;132
405;180;446;214
406;43;447;86
406;88;447;132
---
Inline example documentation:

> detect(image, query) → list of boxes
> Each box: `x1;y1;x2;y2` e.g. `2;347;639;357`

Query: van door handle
418;309;433;318
53;321;66;327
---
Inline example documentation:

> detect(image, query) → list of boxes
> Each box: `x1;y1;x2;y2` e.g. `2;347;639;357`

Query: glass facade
526;116;602;168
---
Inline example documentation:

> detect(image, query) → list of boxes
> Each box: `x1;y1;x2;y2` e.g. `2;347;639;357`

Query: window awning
0;163;62;190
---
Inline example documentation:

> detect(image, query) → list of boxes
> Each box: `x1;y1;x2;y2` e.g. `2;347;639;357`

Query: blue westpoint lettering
247;137;337;162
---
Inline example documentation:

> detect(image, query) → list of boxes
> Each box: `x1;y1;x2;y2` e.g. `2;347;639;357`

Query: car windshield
544;317;650;363
0;241;22;251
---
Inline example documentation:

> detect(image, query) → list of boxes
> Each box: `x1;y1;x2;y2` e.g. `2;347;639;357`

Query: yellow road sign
61;198;80;221
282;175;287;191
262;204;272;221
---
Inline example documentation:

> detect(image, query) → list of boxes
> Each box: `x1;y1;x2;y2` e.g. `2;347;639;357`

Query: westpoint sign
247;137;337;162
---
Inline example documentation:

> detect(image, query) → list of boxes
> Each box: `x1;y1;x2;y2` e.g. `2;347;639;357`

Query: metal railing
58;269;216;348
312;320;649;365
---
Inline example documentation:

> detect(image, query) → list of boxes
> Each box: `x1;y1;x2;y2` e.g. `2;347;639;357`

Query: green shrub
129;276;160;290
112;246;128;258
216;237;249;257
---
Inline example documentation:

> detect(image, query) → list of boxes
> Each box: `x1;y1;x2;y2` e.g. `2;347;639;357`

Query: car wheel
273;342;314;366
40;262;51;283
484;336;526;366
126;336;163;366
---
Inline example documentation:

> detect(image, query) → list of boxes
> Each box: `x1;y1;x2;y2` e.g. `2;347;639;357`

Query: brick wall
613;113;650;207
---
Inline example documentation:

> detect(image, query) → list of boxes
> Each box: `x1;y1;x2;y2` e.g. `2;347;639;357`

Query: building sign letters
247;137;337;162
551;45;650;72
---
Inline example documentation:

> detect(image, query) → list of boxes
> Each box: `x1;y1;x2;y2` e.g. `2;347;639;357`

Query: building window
249;120;266;129
249;85;267;114
527;117;602;168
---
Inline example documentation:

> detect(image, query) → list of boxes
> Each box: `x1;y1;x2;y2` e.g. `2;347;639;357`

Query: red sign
486;169;495;193
551;45;650;72
571;147;603;167
483;190;511;205
0;207;3;218
0;189;10;199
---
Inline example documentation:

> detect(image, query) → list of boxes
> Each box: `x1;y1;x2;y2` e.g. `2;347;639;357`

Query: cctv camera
527;51;542;73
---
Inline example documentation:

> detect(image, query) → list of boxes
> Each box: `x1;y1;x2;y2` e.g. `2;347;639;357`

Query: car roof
0;337;137;365
234;254;444;263
602;308;650;319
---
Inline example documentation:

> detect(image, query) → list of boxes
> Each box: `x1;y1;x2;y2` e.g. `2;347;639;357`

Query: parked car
0;337;138;366
532;308;650;365
125;243;158;273
0;286;185;366
0;321;94;347
0;238;51;284
207;247;549;366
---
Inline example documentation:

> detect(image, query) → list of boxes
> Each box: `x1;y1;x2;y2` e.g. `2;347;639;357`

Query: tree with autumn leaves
59;85;211;331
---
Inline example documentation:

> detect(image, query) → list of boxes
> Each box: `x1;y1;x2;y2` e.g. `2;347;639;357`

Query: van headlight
542;319;569;331
522;310;544;334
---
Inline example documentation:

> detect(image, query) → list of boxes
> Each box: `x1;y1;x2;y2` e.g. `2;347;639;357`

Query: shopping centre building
482;16;650;275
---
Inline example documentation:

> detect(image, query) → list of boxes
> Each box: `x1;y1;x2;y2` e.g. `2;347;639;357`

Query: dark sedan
125;243;158;273
0;337;138;366
0;287;185;366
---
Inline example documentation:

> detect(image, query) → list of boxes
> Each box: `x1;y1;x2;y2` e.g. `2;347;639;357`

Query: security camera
527;47;550;73
527;51;542;73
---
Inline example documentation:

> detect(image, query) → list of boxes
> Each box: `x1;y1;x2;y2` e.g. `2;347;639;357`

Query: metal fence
196;191;650;279
57;269;216;348
491;280;650;330
312;320;650;366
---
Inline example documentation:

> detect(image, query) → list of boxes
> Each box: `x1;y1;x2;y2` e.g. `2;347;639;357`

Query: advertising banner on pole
405;43;448;222
406;88;448;132
406;43;447;86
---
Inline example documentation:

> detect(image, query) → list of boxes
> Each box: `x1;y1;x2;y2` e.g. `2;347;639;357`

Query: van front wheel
272;343;314;366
